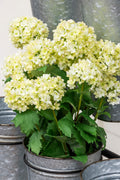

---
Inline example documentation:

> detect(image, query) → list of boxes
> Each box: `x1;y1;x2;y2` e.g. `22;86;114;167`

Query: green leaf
72;155;88;164
12;110;40;136
47;122;58;136
45;134;67;143
41;139;65;157
46;65;68;83
5;77;12;83
79;111;96;126
61;90;78;111
97;126;107;149
28;131;43;155
77;123;97;136
58;112;74;137
71;129;86;154
39;109;57;121
80;130;96;144
99;111;111;119
30;65;48;78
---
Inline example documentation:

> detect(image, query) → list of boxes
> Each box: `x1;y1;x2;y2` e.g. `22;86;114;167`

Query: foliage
3;17;120;164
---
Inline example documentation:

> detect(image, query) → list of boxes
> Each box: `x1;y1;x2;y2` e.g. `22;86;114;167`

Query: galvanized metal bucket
24;142;101;180
30;0;83;38
0;97;27;180
80;158;120;180
81;0;120;43
82;0;120;122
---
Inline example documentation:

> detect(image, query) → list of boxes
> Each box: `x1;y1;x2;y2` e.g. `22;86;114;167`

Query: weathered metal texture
24;146;101;180
0;96;16;124
30;0;83;38
81;0;120;43
80;158;120;180
0;97;28;180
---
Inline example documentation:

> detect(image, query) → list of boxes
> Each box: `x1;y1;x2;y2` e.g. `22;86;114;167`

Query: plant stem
94;97;104;121
75;83;84;122
52;110;68;155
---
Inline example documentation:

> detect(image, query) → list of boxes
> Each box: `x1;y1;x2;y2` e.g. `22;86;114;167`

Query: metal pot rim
23;138;102;160
80;158;120;179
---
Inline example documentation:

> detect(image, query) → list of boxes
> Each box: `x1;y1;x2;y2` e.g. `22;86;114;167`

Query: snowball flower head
53;19;96;70
22;38;56;73
9;16;49;48
4;74;66;112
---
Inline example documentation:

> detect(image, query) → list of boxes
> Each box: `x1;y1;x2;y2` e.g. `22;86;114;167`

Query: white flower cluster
67;59;120;105
3;17;120;111
22;38;56;73
4;74;65;112
67;59;102;89
94;40;120;76
3;52;25;81
53;19;96;70
9;16;49;48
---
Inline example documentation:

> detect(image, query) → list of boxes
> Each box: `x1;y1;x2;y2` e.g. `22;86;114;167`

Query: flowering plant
3;17;120;163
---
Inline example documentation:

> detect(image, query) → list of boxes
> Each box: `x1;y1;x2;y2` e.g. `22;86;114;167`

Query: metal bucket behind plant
81;0;120;43
0;97;27;180
80;158;120;180
24;144;101;180
30;0;83;39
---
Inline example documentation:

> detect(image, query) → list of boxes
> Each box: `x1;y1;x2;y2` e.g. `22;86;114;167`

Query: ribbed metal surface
80;158;120;180
24;145;101;180
82;0;120;43
0;96;16;124
0;97;28;180
30;0;83;38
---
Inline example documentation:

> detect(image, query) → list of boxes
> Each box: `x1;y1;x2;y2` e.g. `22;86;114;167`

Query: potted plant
3;17;120;179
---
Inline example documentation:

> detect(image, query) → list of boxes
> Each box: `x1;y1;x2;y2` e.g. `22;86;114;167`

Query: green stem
94;98;104;121
75;83;84;122
52;110;68;155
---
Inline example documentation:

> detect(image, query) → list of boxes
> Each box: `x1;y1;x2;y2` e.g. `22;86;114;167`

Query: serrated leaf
99;111;111;118
71;129;86;154
47;122;58;136
60;103;71;112
77;123;97;136
61;90;78;111
46;65;68;83
45;134;67;143
41;139;65;157
28;131;43;155
58;112;74;137
80;130;96;144
97;127;107;149
39;109;57;121
79;111;96;126
72;155;88;164
12;110;40;136
30;65;48;78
